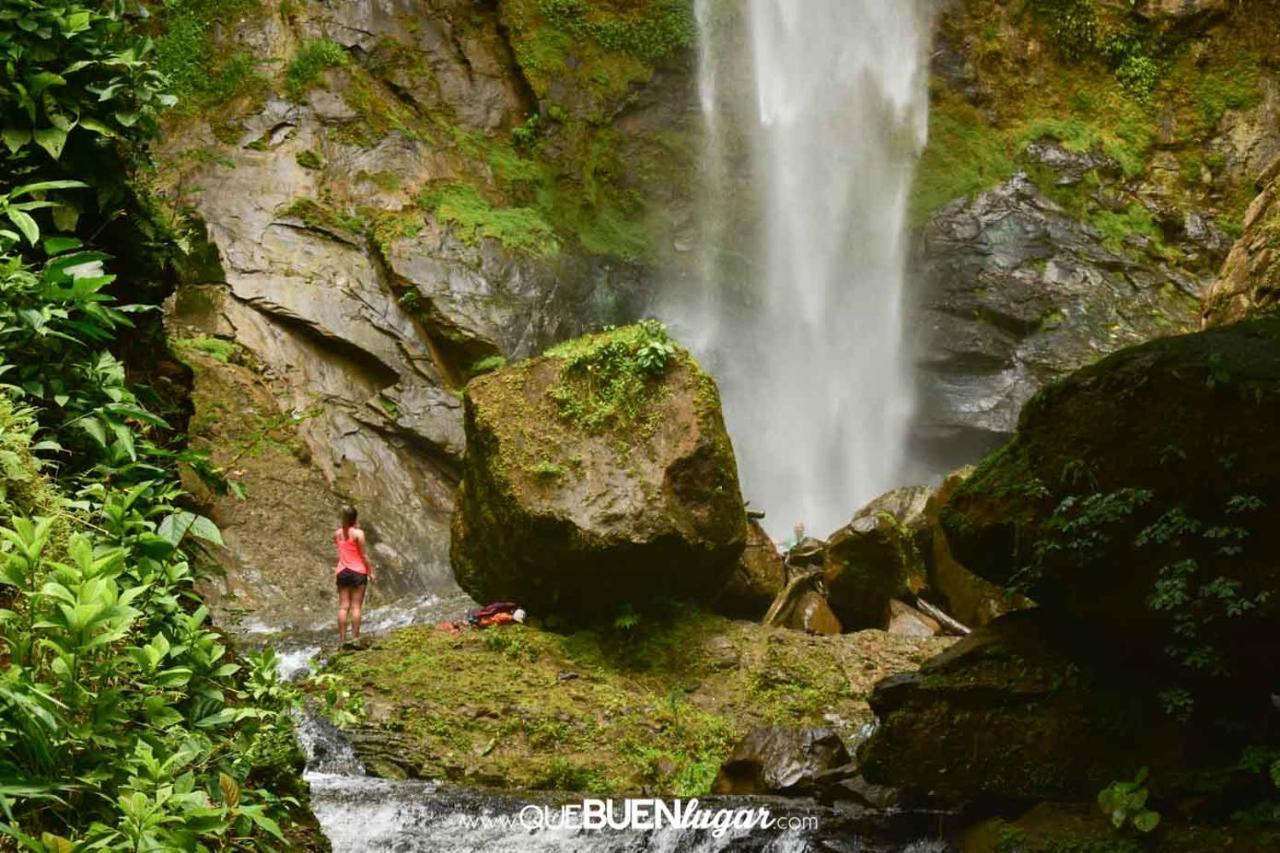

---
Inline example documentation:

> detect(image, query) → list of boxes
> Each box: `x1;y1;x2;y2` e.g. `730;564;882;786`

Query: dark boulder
824;486;931;630
762;572;843;635
924;466;1031;628
859;611;1188;804
939;315;1280;682
712;726;851;795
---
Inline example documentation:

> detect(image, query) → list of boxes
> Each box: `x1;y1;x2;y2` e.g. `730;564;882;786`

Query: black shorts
336;569;368;588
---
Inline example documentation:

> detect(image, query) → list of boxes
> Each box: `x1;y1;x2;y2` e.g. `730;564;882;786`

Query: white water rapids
665;0;935;538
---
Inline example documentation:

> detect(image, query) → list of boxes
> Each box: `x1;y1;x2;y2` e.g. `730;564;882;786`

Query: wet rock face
450;327;748;617
910;174;1202;471
157;1;689;602
941;315;1280;683
713;727;851;796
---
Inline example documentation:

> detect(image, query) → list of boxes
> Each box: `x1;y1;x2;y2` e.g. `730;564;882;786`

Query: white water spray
668;0;934;537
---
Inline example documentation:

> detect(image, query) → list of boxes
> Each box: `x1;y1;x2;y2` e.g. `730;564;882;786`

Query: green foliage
528;459;566;479
1097;768;1161;834
295;148;324;170
417;182;559;257
286;38;348;100
1100;33;1160;101
466;354;507;380
306;672;366;729
1030;0;1098;61
545;320;677;434
171;334;239;364
909;93;1015;224
280;197;365;236
152;0;261;112
0;0;174;163
534;0;695;64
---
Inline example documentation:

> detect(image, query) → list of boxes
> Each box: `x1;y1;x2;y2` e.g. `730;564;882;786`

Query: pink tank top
334;527;370;575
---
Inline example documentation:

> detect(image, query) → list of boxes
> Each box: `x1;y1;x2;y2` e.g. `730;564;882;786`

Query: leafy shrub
153;0;262;112
545;321;678;434
0;0;174;163
1098;767;1161;833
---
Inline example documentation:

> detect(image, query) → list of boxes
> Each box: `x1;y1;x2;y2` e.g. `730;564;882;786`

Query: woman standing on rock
334;505;375;646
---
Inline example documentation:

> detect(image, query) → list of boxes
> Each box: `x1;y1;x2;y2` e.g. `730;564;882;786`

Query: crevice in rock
227;290;401;390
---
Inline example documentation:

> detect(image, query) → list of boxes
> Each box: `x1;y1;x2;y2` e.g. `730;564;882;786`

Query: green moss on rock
451;324;748;618
321;608;952;794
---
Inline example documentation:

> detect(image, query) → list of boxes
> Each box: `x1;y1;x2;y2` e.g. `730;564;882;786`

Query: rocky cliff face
908;0;1280;470
157;0;1280;612
157;0;696;607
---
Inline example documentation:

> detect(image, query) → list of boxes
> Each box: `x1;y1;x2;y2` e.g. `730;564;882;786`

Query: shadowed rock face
941;315;1280;682
859;611;1187;805
450;329;747;617
909;174;1203;472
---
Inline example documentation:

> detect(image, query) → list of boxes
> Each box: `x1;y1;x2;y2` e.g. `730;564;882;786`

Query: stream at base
278;644;959;852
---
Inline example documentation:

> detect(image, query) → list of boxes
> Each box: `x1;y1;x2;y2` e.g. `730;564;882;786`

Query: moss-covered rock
859;611;1188;805
940;315;1280;685
319;607;953;795
823;486;931;630
451;323;748;617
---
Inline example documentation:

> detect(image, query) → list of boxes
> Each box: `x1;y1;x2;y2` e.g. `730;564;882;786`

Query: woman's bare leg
337;585;353;643
350;583;367;640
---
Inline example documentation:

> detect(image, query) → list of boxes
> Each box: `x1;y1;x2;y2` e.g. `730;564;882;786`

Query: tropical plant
0;0;174;163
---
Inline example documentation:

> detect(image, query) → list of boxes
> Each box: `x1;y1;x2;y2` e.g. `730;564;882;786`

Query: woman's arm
355;530;376;582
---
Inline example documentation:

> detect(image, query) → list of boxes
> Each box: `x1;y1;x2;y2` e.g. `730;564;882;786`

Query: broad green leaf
78;116;119;139
42;235;81;255
12;180;88;196
32;126;68;159
1133;810;1160;833
78;416;107;446
1;127;31;154
188;515;224;547
6;209;39;245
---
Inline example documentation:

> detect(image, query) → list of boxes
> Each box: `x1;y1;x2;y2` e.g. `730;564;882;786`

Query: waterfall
667;0;934;538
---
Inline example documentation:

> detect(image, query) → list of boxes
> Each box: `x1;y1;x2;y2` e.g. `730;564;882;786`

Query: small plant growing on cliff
467;354;507;379
286;39;349;100
1098;767;1160;833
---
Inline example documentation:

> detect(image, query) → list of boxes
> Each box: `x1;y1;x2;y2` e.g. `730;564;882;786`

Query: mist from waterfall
665;0;935;538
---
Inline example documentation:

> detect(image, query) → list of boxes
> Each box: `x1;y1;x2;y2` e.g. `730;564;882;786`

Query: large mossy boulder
940;316;1280;682
859;611;1188;804
451;322;748;617
823;486;931;630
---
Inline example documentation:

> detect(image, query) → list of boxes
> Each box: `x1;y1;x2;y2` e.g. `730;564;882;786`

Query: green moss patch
321;608;951;794
417;183;560;257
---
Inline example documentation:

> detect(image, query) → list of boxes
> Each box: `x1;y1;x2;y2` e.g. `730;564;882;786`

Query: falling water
667;0;934;537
